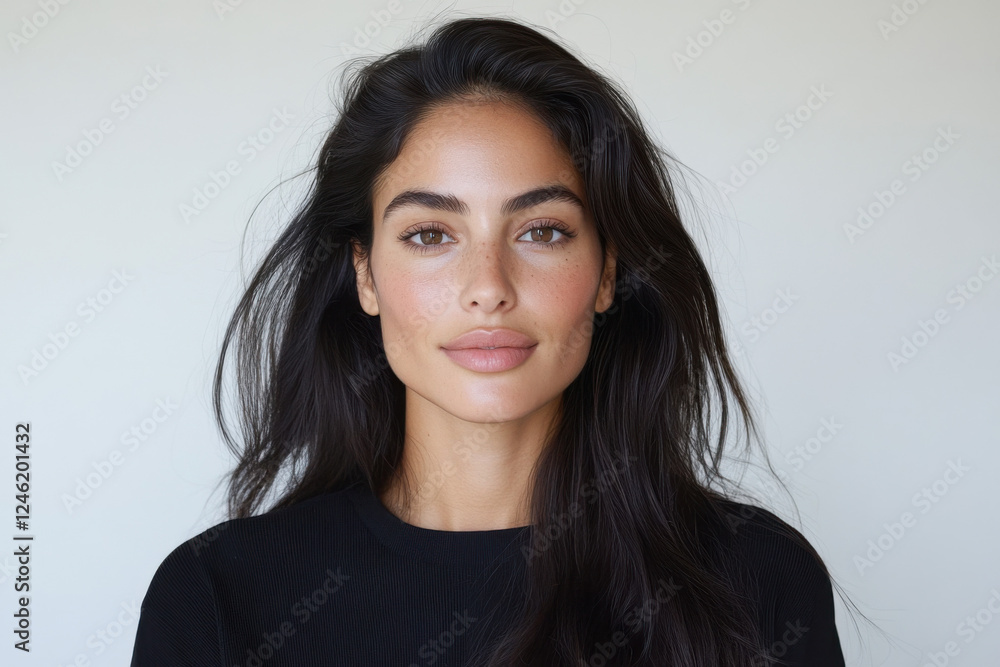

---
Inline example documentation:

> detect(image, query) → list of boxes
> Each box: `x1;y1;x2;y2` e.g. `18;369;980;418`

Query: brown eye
418;229;444;245
517;221;574;246
398;224;455;254
528;227;553;243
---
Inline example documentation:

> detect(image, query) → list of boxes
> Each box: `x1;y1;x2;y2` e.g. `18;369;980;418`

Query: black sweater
130;481;846;666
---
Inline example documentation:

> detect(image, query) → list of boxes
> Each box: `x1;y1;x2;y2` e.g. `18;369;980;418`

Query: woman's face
355;99;616;424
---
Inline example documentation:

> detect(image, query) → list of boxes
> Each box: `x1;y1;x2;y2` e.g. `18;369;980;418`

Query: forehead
373;99;585;209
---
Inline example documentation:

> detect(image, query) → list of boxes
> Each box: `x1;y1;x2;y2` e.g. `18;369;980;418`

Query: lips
443;346;536;372
441;328;538;373
441;328;537;351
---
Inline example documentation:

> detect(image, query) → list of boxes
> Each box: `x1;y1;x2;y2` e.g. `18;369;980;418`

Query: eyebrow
380;183;586;224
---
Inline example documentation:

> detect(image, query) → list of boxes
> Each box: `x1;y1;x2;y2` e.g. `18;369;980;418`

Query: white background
1;0;998;665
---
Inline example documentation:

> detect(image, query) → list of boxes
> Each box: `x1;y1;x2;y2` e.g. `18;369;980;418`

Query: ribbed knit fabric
129;481;845;666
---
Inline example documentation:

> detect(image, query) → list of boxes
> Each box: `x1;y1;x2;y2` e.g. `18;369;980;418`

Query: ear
595;242;617;314
352;240;379;316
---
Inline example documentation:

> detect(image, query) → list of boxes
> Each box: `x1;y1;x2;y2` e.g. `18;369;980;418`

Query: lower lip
442;345;537;372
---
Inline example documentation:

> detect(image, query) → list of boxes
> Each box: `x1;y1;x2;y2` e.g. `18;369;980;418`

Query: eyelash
397;220;577;255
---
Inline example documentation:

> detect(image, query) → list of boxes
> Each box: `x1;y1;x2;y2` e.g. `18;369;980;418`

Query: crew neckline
344;480;532;569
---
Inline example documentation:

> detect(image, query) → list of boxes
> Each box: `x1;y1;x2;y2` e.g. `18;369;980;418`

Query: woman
131;15;853;666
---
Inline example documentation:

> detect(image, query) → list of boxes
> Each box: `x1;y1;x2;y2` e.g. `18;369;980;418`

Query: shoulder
708;498;845;664
132;524;222;664
722;500;825;570
174;483;362;563
712;498;834;602
139;484;361;606
131;486;361;664
712;499;832;579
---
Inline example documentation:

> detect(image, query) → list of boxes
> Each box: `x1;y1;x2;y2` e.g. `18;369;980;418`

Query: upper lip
442;328;538;350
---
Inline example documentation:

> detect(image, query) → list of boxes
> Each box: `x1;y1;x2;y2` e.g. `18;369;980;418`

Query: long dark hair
212;14;860;666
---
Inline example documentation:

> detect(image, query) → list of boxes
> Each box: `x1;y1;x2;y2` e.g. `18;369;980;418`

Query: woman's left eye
518;226;562;243
518;222;575;245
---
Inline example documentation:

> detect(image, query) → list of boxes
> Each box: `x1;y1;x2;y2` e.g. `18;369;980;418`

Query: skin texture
353;97;616;531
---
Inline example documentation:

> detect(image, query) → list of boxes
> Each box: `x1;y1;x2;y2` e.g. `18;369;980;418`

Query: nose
459;239;515;312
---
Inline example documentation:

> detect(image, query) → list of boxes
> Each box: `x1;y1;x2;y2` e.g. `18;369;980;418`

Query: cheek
525;265;601;352
376;267;458;359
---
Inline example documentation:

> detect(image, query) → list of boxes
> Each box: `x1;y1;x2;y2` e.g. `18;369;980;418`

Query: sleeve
130;539;223;666
766;539;846;667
